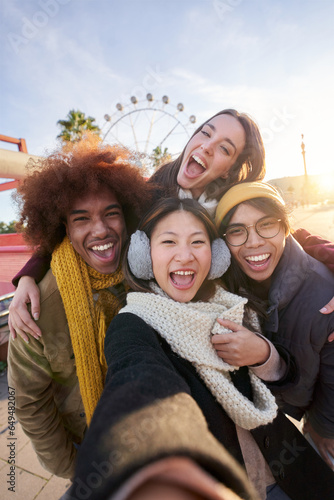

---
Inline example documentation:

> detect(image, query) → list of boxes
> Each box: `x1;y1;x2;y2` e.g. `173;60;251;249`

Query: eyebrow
159;230;207;237
205;123;237;152
69;204;121;215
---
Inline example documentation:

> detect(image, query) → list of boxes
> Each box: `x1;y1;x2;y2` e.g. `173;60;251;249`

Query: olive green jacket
8;270;87;479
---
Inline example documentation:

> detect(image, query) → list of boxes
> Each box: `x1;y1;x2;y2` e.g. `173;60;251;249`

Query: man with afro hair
7;134;153;479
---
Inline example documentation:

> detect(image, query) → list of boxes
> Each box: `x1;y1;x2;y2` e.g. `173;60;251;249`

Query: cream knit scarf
178;188;218;218
120;285;277;430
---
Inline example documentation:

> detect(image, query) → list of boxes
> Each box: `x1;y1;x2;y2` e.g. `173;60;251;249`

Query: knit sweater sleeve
66;312;256;500
293;229;334;273
250;334;287;382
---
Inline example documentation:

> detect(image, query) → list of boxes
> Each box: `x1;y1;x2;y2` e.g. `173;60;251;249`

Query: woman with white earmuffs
65;197;333;500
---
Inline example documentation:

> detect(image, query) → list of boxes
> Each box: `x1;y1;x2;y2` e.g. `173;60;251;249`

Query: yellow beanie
215;182;285;228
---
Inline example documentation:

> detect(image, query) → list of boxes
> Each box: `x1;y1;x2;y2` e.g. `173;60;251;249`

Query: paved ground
0;363;70;499
292;202;334;241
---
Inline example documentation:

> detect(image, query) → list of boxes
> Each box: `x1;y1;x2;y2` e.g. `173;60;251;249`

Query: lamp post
301;134;307;178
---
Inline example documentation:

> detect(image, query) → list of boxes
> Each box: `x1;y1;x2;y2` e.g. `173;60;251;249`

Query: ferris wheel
101;94;197;173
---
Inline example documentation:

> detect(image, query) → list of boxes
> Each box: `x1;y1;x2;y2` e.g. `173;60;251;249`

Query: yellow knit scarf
51;236;125;424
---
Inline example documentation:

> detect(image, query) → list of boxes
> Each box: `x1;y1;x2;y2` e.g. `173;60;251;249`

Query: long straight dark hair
149;109;266;201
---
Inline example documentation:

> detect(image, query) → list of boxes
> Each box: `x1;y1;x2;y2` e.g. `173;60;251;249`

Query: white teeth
173;271;194;275
192;155;206;169
92;243;114;251
246;254;270;262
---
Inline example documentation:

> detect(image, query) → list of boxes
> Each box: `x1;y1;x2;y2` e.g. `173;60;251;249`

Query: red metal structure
0;134;28;192
0;233;32;295
0;135;33;295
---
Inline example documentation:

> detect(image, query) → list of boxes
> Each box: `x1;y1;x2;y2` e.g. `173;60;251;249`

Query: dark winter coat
65;312;334;500
263;236;334;437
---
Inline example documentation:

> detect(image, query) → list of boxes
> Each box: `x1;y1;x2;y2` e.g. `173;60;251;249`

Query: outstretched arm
9;252;51;341
65;313;256;500
12;252;51;287
293;228;334;272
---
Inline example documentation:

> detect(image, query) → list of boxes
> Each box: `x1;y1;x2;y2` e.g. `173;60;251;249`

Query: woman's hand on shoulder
211;319;270;367
9;276;42;342
303;420;334;471
320;296;334;315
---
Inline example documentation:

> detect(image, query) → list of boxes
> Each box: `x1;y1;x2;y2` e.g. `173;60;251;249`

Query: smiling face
227;204;286;288
150;210;212;303
65;186;127;274
176;114;246;199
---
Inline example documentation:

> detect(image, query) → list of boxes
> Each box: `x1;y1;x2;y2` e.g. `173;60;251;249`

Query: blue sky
1;0;334;222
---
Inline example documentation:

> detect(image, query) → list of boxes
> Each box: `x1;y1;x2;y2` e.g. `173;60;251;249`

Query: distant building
269;173;334;206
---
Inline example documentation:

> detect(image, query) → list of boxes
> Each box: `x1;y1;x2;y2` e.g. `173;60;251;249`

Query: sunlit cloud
1;0;333;223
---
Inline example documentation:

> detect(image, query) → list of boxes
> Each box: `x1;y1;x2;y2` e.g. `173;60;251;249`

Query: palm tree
150;146;172;172
57;109;101;143
0;220;18;234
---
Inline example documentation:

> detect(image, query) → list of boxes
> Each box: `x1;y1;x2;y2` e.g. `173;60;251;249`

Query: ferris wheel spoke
129;114;139;152
105;128;128;148
144;110;157;154
102;97;196;172
157;122;182;148
131;110;143;128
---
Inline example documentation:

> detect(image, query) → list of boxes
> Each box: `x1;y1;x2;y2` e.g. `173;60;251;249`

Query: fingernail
24;339;29;344
319;307;327;313
33;313;39;320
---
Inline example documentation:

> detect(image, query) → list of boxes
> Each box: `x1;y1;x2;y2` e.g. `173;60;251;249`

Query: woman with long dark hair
9;109;333;340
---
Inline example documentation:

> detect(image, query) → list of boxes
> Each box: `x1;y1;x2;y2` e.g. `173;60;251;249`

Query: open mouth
90;242;115;260
245;253;270;269
170;270;195;288
185;155;207;177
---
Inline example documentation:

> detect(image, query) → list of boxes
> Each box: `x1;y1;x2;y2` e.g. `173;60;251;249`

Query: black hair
124;197;219;301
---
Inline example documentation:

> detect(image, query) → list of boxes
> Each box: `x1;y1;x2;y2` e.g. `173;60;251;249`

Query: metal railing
0;292;14;328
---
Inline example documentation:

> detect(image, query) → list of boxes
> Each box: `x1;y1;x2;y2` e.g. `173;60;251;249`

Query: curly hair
15;134;153;255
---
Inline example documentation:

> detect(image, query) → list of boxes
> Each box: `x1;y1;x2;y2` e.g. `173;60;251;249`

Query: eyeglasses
223;216;282;246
